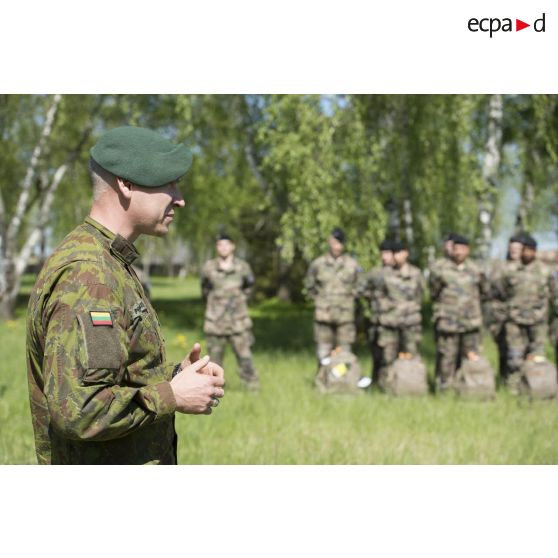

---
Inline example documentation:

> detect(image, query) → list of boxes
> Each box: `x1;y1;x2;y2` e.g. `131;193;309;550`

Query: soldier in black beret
305;227;363;389
331;227;346;245
201;231;259;390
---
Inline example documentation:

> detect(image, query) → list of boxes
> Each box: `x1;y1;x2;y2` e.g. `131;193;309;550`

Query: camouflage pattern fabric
206;331;258;386
429;258;488;333
435;331;481;389
505;322;548;374
488;259;519;380
26;217;177;465
364;262;424;385
201;257;254;336
360;265;390;383
496;259;557;378
378;325;422;374
305;253;362;325
201;257;258;386
373;263;424;329
496;259;557;326
313;321;356;360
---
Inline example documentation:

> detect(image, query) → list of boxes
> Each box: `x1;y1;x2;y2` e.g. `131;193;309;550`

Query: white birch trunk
478;94;503;261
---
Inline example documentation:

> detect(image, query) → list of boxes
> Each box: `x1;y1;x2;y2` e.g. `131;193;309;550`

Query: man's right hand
170;356;225;414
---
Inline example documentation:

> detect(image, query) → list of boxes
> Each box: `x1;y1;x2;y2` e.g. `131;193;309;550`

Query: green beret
90;126;193;187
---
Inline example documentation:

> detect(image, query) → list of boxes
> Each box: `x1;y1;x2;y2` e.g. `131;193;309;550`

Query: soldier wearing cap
201;232;259;390
370;241;424;389
495;233;558;390
429;234;489;390
26;126;225;465
305;228;362;384
359;239;395;386
488;234;523;381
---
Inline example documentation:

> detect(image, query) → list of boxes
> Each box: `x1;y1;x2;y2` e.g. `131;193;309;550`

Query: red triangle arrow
516;19;530;31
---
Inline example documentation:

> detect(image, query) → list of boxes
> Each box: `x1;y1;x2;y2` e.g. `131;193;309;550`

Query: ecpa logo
468;12;546;37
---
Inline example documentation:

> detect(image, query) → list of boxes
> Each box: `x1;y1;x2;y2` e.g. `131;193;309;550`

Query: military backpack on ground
385;357;428;396
455;356;495;399
315;348;361;394
519;359;557;400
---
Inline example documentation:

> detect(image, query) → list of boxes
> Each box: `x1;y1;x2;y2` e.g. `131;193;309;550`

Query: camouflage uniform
360;265;388;383
374;263;424;384
26;217;178;465
201;257;258;387
488;259;519;380
361;263;423;385
429;258;488;388
496;259;557;375
305;253;362;361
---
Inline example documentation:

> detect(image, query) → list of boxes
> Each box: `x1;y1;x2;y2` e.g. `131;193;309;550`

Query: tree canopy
1;94;558;315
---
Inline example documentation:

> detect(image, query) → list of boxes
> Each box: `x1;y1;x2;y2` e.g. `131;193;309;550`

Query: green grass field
1;275;558;464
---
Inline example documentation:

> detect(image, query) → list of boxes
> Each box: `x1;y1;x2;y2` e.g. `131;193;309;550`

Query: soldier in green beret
201;232;259;390
26;126;225;465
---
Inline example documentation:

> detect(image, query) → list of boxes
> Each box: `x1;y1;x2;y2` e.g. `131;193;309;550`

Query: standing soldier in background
428;232;455;343
201;233;259;390
496;234;557;392
429;235;488;391
305;228;362;386
360;239;394;387
371;241;424;390
488;234;523;382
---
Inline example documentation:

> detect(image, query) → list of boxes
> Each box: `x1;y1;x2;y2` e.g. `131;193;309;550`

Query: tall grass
1;275;557;464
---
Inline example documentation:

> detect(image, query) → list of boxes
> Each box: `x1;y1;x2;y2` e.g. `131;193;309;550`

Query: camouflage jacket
359;265;389;326
487;259;519;329
26;217;177;465
305;253;362;324
368;263;424;328
201;257;254;335
429;258;488;333
496;259;557;325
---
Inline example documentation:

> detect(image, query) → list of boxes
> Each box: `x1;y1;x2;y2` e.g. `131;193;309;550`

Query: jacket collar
84;216;139;266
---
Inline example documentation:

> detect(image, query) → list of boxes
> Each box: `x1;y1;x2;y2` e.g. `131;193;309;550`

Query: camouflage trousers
505;322;548;375
206;331;259;387
377;325;421;387
435;330;480;389
314;321;356;361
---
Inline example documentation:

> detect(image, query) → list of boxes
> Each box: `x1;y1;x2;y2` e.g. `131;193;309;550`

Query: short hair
89;157;116;201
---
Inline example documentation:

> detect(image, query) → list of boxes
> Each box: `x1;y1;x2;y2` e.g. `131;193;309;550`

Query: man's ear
115;177;134;200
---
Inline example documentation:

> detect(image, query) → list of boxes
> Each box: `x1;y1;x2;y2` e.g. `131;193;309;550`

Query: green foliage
3;94;558;303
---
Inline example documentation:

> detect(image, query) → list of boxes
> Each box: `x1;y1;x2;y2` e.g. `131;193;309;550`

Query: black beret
445;232;457;242
509;234;524;244
521;233;537;249
216;232;233;242
391;241;407;252
331;227;346;244
379;239;393;251
90;126;193;187
452;234;469;246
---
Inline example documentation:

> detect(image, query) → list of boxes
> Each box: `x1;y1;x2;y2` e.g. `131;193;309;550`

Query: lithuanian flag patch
89;310;113;326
